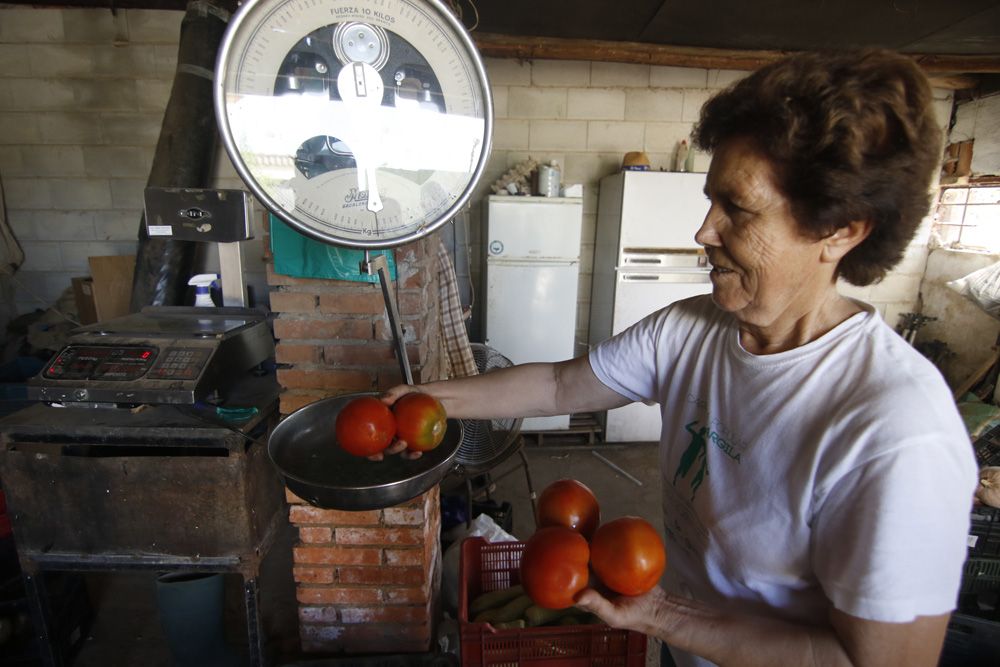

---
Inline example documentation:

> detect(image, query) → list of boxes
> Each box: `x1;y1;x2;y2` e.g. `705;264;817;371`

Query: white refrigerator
484;196;583;431
589;171;712;442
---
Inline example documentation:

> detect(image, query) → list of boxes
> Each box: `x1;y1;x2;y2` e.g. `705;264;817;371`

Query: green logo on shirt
674;421;710;501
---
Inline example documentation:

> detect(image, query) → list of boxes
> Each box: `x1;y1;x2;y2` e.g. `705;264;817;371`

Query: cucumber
470;585;525;616
524;605;581;627
493;619;527;630
493;594;534;623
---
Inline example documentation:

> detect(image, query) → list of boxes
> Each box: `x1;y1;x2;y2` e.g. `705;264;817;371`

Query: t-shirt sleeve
588;311;664;404
811;435;976;622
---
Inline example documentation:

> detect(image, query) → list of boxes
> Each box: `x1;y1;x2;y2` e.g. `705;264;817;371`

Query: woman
384;49;977;666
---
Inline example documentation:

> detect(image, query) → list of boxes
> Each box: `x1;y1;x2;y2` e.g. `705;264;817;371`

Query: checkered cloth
437;240;478;379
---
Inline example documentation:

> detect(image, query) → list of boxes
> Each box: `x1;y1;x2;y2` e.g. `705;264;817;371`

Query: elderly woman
385;49;977;666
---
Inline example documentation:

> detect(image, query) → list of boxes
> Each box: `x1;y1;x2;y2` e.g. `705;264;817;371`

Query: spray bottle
188;274;218;307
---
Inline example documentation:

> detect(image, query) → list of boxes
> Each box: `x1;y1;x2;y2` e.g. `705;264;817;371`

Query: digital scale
27;307;274;405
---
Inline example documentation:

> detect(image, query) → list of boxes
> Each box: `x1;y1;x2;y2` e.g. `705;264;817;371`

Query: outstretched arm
575;587;949;667
382;354;631;420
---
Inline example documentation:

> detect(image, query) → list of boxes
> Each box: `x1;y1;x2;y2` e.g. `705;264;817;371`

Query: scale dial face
215;0;493;248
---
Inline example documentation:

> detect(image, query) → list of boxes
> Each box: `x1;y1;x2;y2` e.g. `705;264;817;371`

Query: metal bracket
362;251;413;385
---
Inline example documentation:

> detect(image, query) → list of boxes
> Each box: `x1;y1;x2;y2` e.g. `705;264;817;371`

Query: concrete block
0;113;41;145
932;97;954;133
586;121;644;152
870;272;923;303
5;210;37;241
61;8;122;43
136;79;172;110
21;145;86;177
30;210;99;240
0;8;64;42
528;120;587;151
0;45;30;77
625;89;683;121
153;45;179;78
92;209;142;241
37;112;105;144
484;58;531;86
71;79;139;111
491;86;508;118
682;89;712;122
567;88;625;120
125;9;184;43
562;152;621;185
100;112;163;146
50;178;114;210
3;178;51;210
650;66;707;89
591;62;649;88
83;146;153;178
643;121;694;156
508;87;567;119
59;240;137;272
19;241;62;271
13;270;78;310
210;148;240;181
492;119;530;151
531;60;590;87
109;178;145;209
690;149;711;173
707;69;747;88
1;78;76;111
0;146;24;175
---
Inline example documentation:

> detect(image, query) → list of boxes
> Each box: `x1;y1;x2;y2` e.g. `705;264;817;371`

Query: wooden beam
472;32;998;88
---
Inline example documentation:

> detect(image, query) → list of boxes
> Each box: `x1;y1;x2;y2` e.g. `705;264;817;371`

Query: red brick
375;317;422;343
382;586;429;604
294;546;382;566
275;343;322;364
298;527;333;543
270;291;318;313
318;290;386;315
335;527;423;546
280;391;330;415
322;343;399;366
383;507;424;526
385;548;423;567
286;488;306;504
267;264;336;287
289;506;382;525
340;605;426;624
277;368;372;391
273;317;371;341
296;586;381;605
338;566;425;586
293;566;335;584
298;606;338;624
397;290;429;317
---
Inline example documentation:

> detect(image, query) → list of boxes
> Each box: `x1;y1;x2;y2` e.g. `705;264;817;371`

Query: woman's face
696;137;834;329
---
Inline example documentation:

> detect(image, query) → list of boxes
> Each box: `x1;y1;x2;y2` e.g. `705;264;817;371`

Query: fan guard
452;343;524;476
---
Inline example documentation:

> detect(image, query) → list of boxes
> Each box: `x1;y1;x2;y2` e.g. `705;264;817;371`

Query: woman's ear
821;219;872;263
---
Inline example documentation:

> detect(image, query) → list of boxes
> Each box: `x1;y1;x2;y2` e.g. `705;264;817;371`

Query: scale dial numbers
215;0;492;248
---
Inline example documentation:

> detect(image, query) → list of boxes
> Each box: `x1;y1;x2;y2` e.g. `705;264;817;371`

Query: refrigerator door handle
618;269;711;283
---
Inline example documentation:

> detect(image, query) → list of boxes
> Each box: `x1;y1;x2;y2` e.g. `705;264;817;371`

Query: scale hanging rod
361;251;413;386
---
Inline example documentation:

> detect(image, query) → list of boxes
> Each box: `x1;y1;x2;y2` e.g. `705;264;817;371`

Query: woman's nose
695;206;722;247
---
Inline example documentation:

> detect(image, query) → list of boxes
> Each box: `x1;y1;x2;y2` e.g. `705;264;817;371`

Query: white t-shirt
589;295;977;667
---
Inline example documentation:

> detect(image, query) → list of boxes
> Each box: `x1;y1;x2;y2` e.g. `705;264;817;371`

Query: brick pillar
266;229;446;653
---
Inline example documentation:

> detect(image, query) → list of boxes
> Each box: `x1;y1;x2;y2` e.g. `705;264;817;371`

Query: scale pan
268;392;462;510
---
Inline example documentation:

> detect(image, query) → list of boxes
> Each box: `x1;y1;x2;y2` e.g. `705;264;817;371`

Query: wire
8;272;81;326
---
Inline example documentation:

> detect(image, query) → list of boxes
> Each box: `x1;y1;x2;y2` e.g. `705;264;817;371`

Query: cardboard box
88;256;135;322
71;277;97;325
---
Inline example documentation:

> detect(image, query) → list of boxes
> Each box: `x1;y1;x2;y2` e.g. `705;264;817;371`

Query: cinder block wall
0;5;954;342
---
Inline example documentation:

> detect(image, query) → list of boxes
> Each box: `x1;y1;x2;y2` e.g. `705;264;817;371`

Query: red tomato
334;396;396;457
589;516;666;596
519;526;590;610
392;392;447;452
535;479;600;540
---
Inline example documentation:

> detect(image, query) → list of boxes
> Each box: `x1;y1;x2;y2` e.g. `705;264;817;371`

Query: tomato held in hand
590;516;666;596
335;396;397;457
392;392;447;452
519;526;590;610
536;479;601;540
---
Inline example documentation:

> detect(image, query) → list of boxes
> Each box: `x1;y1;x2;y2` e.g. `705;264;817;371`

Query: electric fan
452;343;537;522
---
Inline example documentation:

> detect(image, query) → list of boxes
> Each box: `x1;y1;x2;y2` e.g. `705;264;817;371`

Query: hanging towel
437;241;477;379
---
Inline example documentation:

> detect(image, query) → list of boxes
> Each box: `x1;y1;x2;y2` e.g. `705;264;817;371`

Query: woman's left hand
575;586;671;634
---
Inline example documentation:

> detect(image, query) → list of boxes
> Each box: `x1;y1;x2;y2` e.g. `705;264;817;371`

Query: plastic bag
947;260;1000;320
440;513;517;616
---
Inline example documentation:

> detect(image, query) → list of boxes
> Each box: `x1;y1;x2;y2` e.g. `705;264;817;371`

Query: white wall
0;5;965;363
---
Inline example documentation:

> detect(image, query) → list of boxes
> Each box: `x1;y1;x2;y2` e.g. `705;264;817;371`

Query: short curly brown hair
692;50;942;286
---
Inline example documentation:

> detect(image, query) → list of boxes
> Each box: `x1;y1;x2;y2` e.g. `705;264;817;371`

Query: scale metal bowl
268;392;463;510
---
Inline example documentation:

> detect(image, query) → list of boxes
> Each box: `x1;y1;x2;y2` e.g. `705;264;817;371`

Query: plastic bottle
188;274;218;307
675;140;689;172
